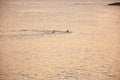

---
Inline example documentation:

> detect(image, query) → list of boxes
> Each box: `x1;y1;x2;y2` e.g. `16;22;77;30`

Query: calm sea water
0;0;120;80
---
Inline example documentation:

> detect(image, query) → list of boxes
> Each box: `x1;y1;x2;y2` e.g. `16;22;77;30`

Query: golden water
0;0;120;80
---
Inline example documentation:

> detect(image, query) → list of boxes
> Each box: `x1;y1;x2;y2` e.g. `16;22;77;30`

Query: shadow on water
0;30;72;40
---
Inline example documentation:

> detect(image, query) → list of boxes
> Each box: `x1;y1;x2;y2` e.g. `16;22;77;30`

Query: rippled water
0;0;120;80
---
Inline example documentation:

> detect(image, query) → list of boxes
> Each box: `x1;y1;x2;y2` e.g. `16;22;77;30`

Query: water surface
0;0;120;80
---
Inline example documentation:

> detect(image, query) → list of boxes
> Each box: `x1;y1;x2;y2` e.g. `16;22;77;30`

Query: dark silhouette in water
66;30;69;33
52;30;71;34
52;30;55;33
108;2;120;6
